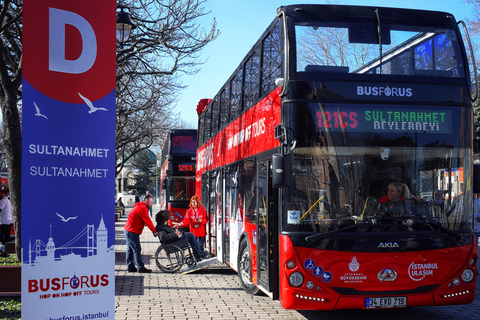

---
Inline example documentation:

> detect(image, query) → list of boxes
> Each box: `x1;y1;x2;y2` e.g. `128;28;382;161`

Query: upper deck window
171;135;197;154
295;22;464;78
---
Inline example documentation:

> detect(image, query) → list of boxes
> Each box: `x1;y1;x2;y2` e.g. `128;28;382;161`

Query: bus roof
277;5;457;26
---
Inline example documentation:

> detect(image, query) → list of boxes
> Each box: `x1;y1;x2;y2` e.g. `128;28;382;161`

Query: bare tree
465;1;480;35
115;0;219;175
296;26;376;72
463;1;480;136
0;0;218;260
0;0;22;259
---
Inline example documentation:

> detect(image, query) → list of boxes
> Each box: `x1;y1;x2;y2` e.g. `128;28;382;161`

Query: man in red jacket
124;195;158;273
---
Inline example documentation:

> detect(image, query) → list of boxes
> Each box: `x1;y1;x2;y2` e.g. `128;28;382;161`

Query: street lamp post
115;6;134;196
116;108;128;139
116;7;136;44
156;159;161;205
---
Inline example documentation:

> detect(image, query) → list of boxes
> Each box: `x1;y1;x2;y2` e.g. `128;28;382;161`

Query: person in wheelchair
155;210;203;262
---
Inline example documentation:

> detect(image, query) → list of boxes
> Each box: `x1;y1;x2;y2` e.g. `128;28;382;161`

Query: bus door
256;160;277;296
223;168;231;265
202;173;214;256
210;170;225;263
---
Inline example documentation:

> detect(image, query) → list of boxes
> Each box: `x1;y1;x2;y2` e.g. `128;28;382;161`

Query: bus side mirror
474;163;480;194
161;180;167;190
272;154;290;188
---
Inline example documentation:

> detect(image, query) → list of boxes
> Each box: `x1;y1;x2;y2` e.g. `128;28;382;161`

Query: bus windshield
284;102;473;235
295;21;465;78
168;176;195;201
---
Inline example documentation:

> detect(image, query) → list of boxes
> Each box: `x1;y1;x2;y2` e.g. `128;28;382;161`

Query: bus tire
238;238;260;295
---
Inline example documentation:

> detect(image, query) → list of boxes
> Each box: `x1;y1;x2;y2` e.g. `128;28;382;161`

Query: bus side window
211;99;220;136
204;103;212;141
261;22;282;96
198;113;205;146
220;88;230;130
230;69;243;122
244;46;261;110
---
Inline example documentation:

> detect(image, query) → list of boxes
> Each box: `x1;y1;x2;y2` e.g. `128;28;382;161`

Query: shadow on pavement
298;304;476;320
181;267;238;276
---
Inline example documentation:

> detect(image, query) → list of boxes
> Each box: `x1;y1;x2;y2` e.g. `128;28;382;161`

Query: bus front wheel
238;239;260;295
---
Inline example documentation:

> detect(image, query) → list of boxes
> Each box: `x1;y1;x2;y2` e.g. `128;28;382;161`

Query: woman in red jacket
174;195;208;256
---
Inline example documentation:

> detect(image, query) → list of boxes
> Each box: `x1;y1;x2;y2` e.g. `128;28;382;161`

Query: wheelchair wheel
185;256;197;268
155;245;185;273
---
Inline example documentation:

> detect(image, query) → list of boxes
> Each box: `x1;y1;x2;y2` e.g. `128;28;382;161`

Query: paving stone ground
115;207;480;320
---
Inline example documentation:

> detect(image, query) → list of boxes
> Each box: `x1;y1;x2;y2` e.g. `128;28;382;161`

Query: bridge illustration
25;216;110;266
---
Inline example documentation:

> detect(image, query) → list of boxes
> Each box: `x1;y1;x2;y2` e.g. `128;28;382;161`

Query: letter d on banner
22;1;116;319
49;8;97;74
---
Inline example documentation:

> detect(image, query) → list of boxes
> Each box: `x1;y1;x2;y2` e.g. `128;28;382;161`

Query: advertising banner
22;1;116;319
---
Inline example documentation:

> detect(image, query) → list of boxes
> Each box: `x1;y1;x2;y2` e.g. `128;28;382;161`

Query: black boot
193;248;202;262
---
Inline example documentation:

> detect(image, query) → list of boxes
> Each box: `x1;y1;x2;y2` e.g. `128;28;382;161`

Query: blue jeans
180;232;202;257
124;230;145;269
197;236;206;253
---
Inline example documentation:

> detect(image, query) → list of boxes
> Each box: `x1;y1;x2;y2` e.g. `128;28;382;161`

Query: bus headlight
306;281;315;290
286;260;296;269
453;278;461;286
289;272;304;287
461;269;474;283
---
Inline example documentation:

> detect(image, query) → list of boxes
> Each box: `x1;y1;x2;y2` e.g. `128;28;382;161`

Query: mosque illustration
25;215;114;266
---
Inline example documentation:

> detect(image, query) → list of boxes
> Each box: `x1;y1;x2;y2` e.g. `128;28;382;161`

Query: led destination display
315;105;452;134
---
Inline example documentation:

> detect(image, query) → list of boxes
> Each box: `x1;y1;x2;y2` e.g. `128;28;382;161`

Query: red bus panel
279;235;477;310
196;87;281;196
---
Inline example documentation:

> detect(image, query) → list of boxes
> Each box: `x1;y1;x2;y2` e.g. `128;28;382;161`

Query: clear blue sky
175;0;475;127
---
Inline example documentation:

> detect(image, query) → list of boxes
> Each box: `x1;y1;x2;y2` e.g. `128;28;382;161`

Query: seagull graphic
34;102;48;119
56;212;78;222
78;92;108;114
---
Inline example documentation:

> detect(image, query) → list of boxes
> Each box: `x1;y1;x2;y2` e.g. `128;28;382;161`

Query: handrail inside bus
261;196;267;226
360;197;375;221
299;195;325;222
174;190;184;200
355;32;437;74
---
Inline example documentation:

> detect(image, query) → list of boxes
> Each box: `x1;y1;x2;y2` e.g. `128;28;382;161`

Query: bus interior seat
304;65;350;73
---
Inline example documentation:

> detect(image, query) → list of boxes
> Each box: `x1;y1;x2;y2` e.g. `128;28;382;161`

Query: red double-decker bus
159;129;197;229
196;4;478;310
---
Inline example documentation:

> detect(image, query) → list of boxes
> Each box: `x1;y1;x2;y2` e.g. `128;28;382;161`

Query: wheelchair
154;237;199;273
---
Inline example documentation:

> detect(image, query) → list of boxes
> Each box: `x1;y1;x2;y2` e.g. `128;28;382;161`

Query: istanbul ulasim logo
408;262;438;281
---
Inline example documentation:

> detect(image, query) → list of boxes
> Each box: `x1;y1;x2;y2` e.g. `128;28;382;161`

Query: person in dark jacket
124;195;158;273
155;210;203;261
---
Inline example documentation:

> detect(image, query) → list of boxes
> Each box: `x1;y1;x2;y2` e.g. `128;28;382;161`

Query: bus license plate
366;297;407;309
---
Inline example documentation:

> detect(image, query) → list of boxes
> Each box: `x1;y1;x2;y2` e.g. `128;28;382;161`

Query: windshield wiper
419;217;463;241
305;224;358;243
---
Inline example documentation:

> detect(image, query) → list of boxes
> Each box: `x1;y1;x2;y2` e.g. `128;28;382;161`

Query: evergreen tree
474;100;480;139
127;151;156;196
